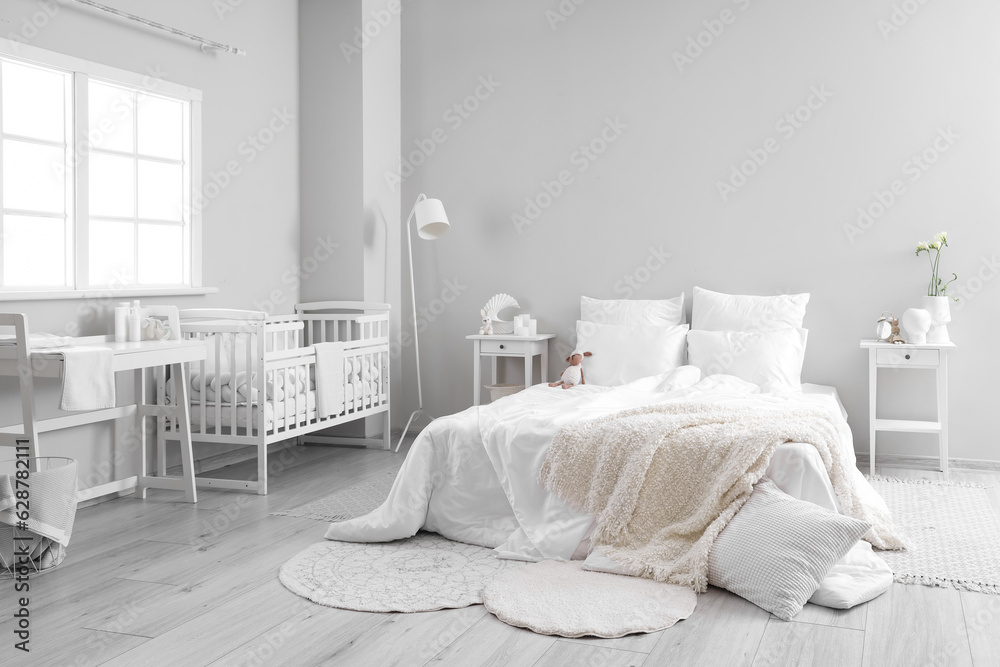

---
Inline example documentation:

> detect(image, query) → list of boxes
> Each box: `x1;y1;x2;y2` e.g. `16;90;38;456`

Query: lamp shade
414;197;450;240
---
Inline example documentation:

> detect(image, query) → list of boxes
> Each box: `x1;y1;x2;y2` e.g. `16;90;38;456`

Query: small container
114;302;129;342
128;300;142;342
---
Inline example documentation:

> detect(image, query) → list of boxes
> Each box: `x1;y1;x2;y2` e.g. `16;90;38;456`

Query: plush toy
549;351;592;389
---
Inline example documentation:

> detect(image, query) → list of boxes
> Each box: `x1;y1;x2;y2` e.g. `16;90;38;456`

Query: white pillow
809;540;893;609
692;286;809;331
707;478;871;621
687;328;808;393
580;294;685;326
574;321;688;386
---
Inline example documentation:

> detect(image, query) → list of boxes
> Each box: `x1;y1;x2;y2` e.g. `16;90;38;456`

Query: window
0;38;203;295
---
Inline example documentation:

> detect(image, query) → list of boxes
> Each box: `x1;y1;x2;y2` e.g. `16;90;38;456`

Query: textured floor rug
483;560;697;638
869;476;1000;594
280;532;515;612
272;470;397;523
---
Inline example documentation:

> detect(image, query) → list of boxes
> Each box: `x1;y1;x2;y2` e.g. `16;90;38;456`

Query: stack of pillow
574;294;689;387
687;286;810;393
574;286;809;393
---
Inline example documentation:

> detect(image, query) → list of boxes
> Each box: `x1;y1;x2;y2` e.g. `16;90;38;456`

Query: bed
325;288;902;618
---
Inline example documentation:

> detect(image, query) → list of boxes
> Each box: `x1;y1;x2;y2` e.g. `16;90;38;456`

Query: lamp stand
396;195;433;452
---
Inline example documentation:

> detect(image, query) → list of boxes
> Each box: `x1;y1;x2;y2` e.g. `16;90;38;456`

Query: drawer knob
905;354;910;360
499;344;505;350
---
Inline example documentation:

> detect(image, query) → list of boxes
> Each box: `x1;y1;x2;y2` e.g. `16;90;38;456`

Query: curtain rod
70;0;246;56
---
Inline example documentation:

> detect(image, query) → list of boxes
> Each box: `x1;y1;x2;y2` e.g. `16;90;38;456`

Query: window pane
137;224;182;285
89;220;134;286
3;139;66;214
3;215;66;287
90;153;135;218
2;60;66;143
137;94;183;160
88;81;134;153
138;160;182;221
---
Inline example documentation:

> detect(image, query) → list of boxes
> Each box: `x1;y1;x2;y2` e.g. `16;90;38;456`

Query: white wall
400;1;1000;462
299;0;363;304
299;0;403;436
0;0;300;489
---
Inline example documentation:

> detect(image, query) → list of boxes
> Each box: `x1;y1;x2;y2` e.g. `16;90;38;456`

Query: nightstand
467;334;555;405
860;339;955;478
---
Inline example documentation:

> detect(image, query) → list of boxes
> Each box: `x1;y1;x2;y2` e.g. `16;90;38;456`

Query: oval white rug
279;532;514;612
483;560;698;638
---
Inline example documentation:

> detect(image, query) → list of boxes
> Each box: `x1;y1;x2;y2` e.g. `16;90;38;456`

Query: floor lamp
396;194;450;452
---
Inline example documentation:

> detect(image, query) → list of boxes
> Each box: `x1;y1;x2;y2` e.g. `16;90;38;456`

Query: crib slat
246;329;254;437
199;333;208;436
229;331;237;437
214;334;222;435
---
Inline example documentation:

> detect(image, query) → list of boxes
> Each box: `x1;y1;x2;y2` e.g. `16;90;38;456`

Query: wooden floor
3;441;999;667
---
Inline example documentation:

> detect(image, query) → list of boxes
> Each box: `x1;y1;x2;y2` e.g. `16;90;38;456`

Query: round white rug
279;532;514;612
483;560;698;638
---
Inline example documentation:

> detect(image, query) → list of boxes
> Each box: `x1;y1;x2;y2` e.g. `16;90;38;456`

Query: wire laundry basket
0;457;78;578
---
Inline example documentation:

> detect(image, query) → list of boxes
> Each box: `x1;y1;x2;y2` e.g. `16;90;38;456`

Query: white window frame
0;37;212;300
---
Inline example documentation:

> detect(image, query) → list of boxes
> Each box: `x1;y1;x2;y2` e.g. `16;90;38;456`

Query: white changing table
0;328;206;503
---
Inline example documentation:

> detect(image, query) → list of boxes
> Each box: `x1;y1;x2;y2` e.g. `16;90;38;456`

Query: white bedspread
324;370;879;564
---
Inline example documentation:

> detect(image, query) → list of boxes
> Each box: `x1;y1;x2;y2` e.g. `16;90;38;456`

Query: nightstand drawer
480;339;531;355
875;347;939;367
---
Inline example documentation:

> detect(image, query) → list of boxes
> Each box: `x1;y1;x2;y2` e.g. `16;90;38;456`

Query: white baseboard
856;452;1000;473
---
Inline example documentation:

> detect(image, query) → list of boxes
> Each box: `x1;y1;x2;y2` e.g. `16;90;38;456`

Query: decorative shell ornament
479;293;520;335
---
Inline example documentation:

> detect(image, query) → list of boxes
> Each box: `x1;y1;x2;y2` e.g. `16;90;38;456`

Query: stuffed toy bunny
549;351;592;389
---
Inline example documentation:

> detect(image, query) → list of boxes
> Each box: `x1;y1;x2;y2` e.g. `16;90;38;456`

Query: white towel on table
0;333;75;349
314;342;346;419
59;346;115;411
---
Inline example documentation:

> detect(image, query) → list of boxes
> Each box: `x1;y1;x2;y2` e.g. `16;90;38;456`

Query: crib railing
168;304;390;440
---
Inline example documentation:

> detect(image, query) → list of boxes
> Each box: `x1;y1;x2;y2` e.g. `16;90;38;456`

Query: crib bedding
185;383;382;430
168;366;372;406
325;369;894;603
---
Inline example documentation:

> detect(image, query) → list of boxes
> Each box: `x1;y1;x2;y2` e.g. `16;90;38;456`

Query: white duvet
327;369;864;550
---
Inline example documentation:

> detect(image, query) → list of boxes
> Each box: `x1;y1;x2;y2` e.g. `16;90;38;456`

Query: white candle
528;319;537;336
516;314;530;327
515;325;530;337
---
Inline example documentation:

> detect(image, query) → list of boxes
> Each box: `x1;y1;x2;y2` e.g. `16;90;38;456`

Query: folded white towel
60;346;115;411
0;333;75;349
314;342;346;419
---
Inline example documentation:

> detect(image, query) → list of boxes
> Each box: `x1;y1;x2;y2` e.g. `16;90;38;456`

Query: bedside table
467;334;555;405
860;339;955;478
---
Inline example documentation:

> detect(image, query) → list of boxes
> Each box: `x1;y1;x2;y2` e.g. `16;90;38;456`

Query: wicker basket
485;383;524;401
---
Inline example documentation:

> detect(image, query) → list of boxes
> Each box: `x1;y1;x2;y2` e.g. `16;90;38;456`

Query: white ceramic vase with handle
921;295;951;344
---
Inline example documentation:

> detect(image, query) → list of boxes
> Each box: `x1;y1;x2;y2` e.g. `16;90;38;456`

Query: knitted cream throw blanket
540;401;904;592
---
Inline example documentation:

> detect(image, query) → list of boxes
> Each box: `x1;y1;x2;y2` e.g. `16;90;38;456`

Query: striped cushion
708;477;871;620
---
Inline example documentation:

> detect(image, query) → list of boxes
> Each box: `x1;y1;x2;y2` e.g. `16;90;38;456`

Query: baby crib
158;301;390;495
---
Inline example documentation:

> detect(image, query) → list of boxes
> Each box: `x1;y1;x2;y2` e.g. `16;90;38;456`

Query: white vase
920;295;951;344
